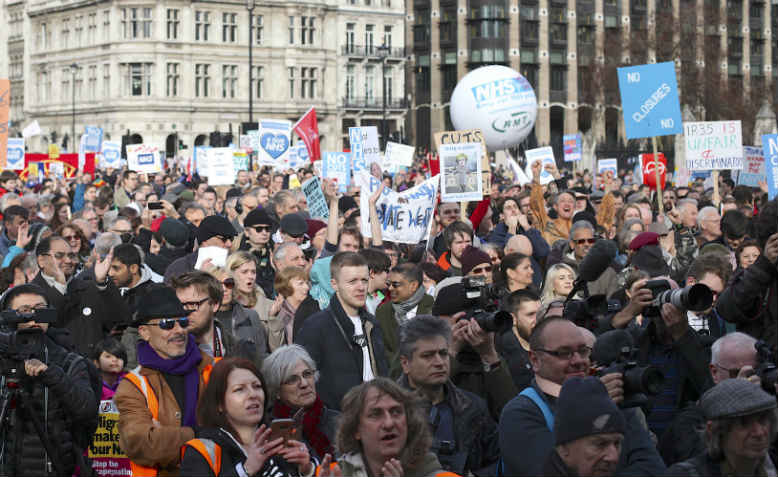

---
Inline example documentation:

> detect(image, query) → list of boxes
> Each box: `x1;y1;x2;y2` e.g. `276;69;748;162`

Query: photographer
0;283;99;477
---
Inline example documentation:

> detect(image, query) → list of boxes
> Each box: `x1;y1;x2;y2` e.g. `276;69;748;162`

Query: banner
617;61;683;139
22;120;41;138
358;173;440;244
439;142;483;202
685;121;743;170
293;106;321;162
204;148;237;185
256;119;292;167
524;147;556;185
302;176;329;219
433;129;491;194
737;146;765;188
21;153;96;180
0;79;9;169
322;151;351;193
127;144;162;173
349;126;380;176
640;153;667;190
101;141;121;169
89;400;131;477
6;138;24;170
761;134;778;200
563;134;582;162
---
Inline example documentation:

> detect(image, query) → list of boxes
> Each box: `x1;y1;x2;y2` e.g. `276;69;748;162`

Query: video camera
461;276;512;334
755;340;778;394
0;307;57;379
642;279;713;318
592;329;664;408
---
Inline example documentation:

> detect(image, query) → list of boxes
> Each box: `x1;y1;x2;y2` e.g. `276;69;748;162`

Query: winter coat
294;295;389;410
163;251;198;285
666;452;777;476
0;330;99;477
335;451;444;477
216;302;269;368
376;293;435;377
496;330;534;392
113;186;131;209
147;246;190;278
0;229;15;262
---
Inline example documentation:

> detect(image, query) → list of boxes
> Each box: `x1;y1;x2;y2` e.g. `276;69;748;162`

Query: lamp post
70;62;79;152
377;44;389;149
247;0;255;124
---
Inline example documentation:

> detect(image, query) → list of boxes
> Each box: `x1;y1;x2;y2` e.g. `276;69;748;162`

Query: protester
497;289;540;391
226;251;278;350
271;266;311;346
540;263;576;305
92;337;128;400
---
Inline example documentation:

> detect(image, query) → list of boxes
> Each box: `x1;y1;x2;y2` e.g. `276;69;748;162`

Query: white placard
256;119;292;167
524;147;556;185
349;126;381;175
684;121;743;170
126;144;162;173
384;142;415;173
195;246;229;269
439;142;483;202
204;147;237;185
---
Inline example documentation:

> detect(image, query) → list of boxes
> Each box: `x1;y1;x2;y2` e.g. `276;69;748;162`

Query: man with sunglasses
115;286;216;476
497;316;665;476
238;208;276;298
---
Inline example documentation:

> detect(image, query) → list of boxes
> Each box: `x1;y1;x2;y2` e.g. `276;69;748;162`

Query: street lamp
377;44;390;149
70;62;79;152
247;0;255;124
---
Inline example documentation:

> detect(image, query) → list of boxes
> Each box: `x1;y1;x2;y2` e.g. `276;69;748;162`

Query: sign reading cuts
617;62;683;139
684;121;743;170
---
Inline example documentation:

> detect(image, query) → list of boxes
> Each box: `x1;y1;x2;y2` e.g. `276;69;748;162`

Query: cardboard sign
126;144;162;173
322;151;351;193
524;147;556;185
204;148;237;185
89;400;131;477
433;129;491;194
761;134;778;200
358;173;440;244
738;146;765;188
439;142;483;202
257;119;292;166
302;176;329;219
6;138;24;170
617;62;683;139
349;126;381;175
685;121;743;170
563;134;582;162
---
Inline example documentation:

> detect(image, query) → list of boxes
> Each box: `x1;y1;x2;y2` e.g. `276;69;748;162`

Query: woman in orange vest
180;357;315;477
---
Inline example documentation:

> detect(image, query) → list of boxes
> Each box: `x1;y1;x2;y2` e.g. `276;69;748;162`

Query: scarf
137;335;202;427
273;396;332;459
391;285;426;323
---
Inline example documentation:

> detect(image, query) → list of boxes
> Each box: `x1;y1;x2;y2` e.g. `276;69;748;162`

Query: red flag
293;106;321;162
641;153;667;190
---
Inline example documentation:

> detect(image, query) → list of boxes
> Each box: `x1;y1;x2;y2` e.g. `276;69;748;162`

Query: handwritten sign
358;173;440;244
302;176;329;219
89;400;131;477
322;151;351;193
737;146;765;188
761;134;778;200
349;126;380;175
439;142;483;202
433;129;491;194
617;62;683;139
685;121;743;170
126;144;162;173
202;148;237;185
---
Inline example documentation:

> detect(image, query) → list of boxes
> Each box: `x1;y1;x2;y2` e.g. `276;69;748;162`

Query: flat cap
701;378;776;420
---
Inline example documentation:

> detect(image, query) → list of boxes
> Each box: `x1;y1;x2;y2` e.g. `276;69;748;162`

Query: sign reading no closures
617;62;683;139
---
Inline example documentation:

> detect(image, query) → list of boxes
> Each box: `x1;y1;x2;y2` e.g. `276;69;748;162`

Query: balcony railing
341;96;408;109
341;45;407;58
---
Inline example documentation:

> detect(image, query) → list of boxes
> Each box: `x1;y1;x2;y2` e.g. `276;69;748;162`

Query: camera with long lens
460;276;512;334
755;340;778;394
642;279;713;318
0;307;57;380
593;329;665;408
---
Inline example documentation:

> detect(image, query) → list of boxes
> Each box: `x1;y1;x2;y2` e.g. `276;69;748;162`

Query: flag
293;107;321;162
506;151;531;185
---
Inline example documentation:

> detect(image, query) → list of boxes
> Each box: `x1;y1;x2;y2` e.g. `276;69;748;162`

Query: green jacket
376;293;435;377
337;451;445;477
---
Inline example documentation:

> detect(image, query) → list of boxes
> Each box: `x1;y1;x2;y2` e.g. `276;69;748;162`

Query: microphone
565;239;618;302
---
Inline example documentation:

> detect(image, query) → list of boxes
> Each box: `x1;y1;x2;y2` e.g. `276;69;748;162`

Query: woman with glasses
270;267;311;347
262;345;339;463
56;222;90;266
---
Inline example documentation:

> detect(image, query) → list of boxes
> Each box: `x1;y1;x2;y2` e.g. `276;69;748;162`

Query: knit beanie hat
460;246;491;276
554;376;626;445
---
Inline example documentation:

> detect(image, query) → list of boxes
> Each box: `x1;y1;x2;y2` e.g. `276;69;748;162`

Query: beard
189;316;213;338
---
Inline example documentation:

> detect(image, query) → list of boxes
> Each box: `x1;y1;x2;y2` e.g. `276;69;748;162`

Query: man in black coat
164;215;236;284
295;252;389;410
145;218;190;277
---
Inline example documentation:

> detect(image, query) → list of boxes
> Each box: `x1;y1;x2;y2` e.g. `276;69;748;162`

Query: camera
563;295;621;329
593;329;665;408
461;276;512;334
642;279;713;317
755;340;778;394
0;308;58;378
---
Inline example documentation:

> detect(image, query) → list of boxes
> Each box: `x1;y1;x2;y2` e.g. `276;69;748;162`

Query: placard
6;138;24;170
433;129;491;194
524;147;556;185
204;147;237;185
439;142;483;202
257;119;292;167
84;126;103;152
384;142;415;173
737;146;765;188
101;141;122;169
685;121;743;170
302;176;329;219
598;158;618;177
761;134;778;200
563;133;582;162
286;143;309;171
233;150;250;171
349;126;380;176
358;173;440;244
126;144;162;173
239;134;251;151
89;400;131;477
322;151;351;193
247;130;260;152
617;62;683;139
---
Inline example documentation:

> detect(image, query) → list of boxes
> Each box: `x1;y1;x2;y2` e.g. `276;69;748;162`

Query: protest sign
384;142;415;173
203;148;236;185
194;146;212;176
233;150;250;171
563;134;582;162
6;138;24;170
286;143;309;171
0;80;8;168
433;129;491;194
761;134;778;200
302;176;329;219
127;144;162;173
257;119;292;167
101;141;122;169
84;126;103;152
322;151;351;193
598;158;618;177
89;400;131;476
524;147;556;185
640;154;667;190
684;121;743;170
239;134;251;151
22;120;41;138
358;173;440;244
349;126;381;175
247;130;260;151
617;62;683;139
439;142;483;202
737;146;765;188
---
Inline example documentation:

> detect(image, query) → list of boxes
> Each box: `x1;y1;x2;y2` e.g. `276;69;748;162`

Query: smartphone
269;418;296;444
148;202;164;210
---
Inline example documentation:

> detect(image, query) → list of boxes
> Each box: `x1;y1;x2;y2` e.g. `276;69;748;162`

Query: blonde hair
540;263;577;304
226;251;259;308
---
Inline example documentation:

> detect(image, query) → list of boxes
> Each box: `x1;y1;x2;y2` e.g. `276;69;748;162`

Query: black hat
196;215;237;244
159;218;189;248
244;208;275;228
432;283;471;316
572;211;597;229
280;213;308;237
554;376;626;445
339;195;358;215
133;286;189;326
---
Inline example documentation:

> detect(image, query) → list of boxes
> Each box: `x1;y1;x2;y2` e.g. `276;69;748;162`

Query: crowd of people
0;155;776;477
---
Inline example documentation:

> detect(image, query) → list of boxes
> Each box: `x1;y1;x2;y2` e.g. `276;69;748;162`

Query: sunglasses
63;234;80;241
471;265;493;274
574;238;597;245
222;278;235;289
146;317;190;330
252;225;272;233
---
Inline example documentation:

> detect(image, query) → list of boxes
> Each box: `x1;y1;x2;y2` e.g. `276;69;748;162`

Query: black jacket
1;330;99;477
451;347;517;421
542;450;575;476
292;294;320;337
163;251;198;285
658;402;706;467
238;237;275;299
215;302;269;368
146;246;189;278
294;295;389;410
398;376;499;476
496;330;534;392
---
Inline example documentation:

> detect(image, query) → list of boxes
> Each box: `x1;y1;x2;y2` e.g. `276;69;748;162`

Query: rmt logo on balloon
470;77;534;109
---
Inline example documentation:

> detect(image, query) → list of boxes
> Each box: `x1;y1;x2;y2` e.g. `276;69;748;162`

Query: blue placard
6;138;24;170
762;134;778;200
617;62;683;139
349;127;366;174
322;152;352;193
84;126;103;152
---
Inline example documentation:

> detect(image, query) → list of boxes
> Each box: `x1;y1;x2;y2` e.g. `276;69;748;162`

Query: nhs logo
470;77;529;108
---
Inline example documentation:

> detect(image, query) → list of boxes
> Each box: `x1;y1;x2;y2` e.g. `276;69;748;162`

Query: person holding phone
180;357;314;477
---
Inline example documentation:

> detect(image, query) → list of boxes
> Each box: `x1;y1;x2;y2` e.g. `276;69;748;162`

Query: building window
88;66;97;100
195;11;211;41
346;65;355;100
253;15;264;44
124;63;152;96
167;9;180;39
62;19;70;49
223;12;237;42
289;67;296;98
103;10;110;42
384;25;393;48
252;65;264;98
167;63;180;97
365;65;375;101
289;16;295;44
222;65;238;98
346;23;355;53
384;67;393;101
75;15;84;47
551;66;566;90
103;64;110;97
195;64;210;97
301;67;317;98
88;13;97;44
366;24;375;54
74;68;83;101
301;16;315;45
62;68;70;103
121;8;152;39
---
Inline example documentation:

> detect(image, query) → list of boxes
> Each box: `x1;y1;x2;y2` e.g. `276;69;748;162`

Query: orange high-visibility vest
182;438;222;475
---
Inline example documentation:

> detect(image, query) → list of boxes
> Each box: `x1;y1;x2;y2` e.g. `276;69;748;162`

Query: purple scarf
137;335;202;427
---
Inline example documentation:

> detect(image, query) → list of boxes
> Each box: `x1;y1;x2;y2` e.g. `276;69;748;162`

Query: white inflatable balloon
449;65;538;152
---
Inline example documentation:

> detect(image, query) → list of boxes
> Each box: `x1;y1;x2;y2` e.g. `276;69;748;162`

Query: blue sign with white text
84;126;103;152
6;138;24;170
762;134;778;200
617;62;683;140
323;152;352;193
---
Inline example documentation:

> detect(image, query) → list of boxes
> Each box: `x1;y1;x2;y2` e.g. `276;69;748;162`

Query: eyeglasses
713;363;741;379
215;235;233;243
45;252;77;260
252;225;271;233
145;317;190;330
388;281;405;289
282;369;317;386
574;238;597;245
180;297;211;311
470;265;493;274
222;278;235;289
536;346;592;360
